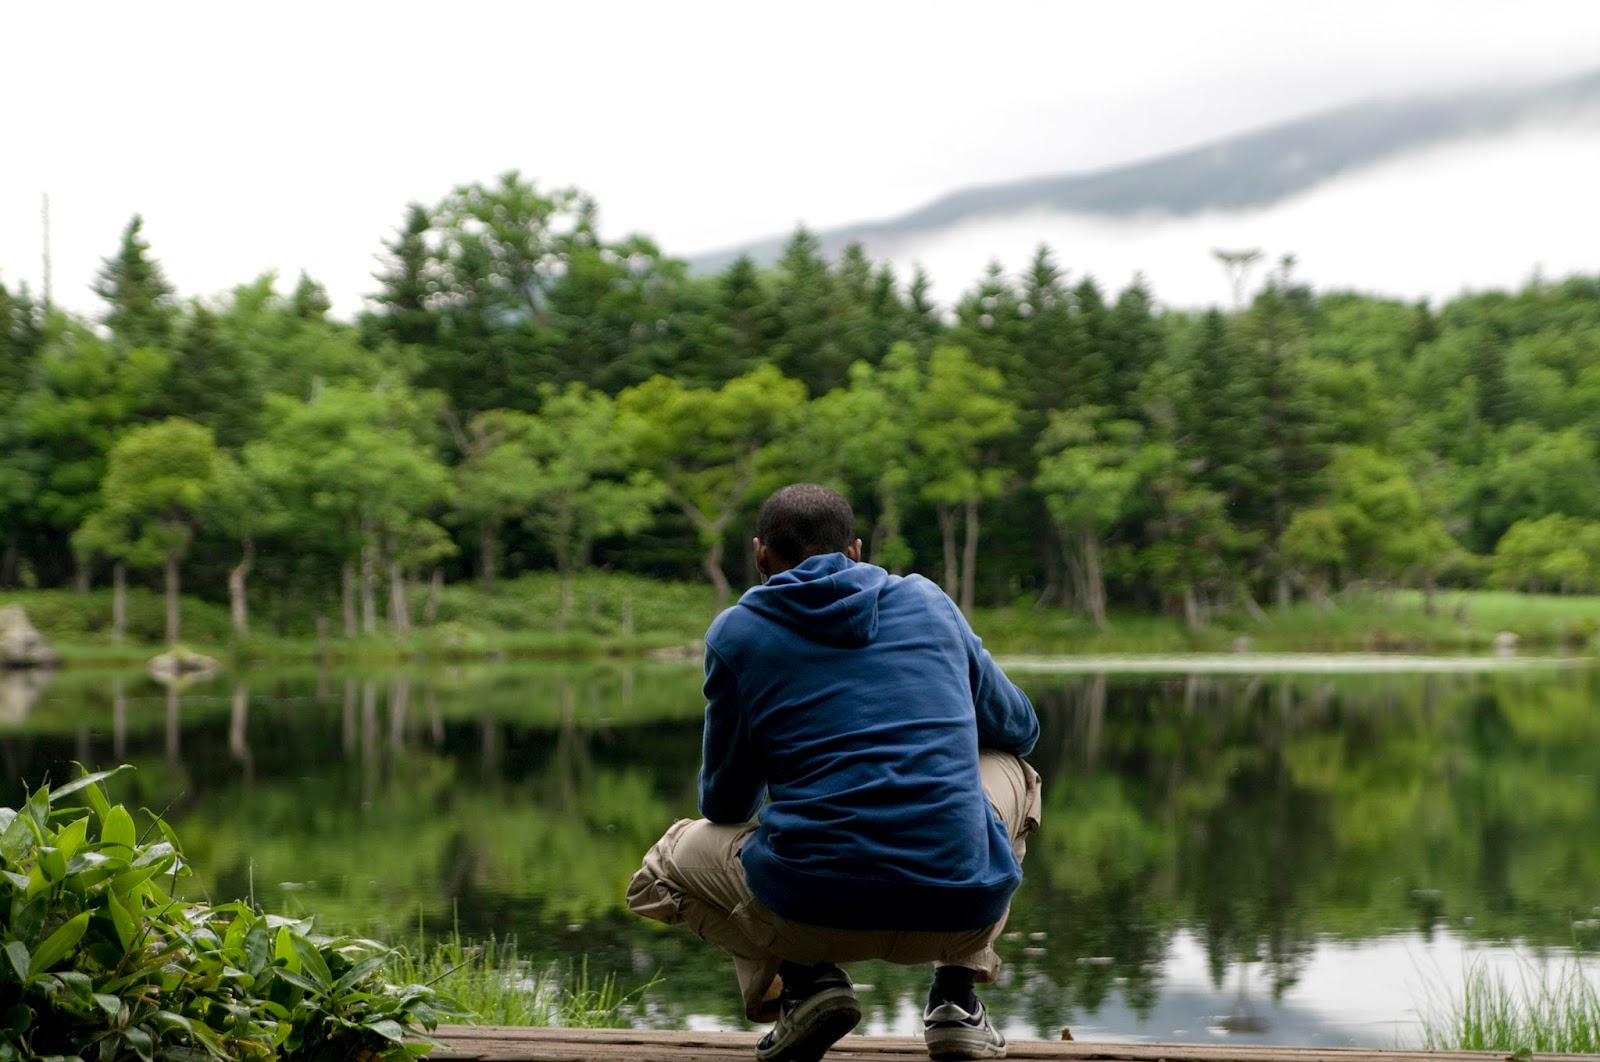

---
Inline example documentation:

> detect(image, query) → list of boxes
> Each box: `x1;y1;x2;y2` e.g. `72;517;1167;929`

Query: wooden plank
432;1026;1595;1062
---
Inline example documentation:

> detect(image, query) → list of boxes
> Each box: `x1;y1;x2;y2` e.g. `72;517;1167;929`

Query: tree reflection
2;663;1599;1032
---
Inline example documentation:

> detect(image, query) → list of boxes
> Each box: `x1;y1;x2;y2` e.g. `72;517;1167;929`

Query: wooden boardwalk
433;1026;1592;1061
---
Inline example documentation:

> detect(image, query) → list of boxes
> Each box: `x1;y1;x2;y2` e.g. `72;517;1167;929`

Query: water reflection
2;663;1598;1044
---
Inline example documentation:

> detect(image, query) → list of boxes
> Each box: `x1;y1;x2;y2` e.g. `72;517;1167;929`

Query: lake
3;659;1598;1046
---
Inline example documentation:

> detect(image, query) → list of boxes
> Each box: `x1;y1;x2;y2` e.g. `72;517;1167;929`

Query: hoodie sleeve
698;643;765;823
948;596;1039;756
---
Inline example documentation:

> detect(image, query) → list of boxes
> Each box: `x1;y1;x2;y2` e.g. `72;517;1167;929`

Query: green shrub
0;766;462;1061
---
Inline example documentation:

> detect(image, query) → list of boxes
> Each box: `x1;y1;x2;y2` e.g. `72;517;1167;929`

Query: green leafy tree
15;324;169;580
72;418;223;644
913;345;1020;615
247;382;449;636
93;214;177;349
619;366;806;610
1491;514;1600;593
521;385;665;624
1035;410;1165;627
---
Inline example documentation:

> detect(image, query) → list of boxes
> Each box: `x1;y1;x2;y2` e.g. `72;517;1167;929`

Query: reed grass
385;928;657;1028
1417;955;1600;1053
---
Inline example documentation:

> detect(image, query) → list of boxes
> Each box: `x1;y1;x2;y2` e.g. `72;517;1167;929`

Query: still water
3;661;1599;1046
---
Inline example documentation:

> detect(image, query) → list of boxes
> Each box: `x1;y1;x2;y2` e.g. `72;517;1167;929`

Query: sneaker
923;997;1006;1060
755;965;861;1062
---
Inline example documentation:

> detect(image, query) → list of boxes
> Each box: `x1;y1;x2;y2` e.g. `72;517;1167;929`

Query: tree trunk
112;561;127;646
229;683;252;780
424;568;443;626
1275;570;1292;609
1182;582;1203;631
164;551;181;645
936;504;958;598
703;537;732;613
479;518;498;595
360;542;378;634
1035;524;1061;610
341;563;358;638
1081;526;1108;629
959;497;980;617
388;560;411;635
0;527;18;588
228;537;254;638
558;575;574;632
74;557;91;594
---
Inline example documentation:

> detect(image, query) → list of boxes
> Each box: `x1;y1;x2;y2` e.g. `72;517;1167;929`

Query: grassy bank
7;578;1600;667
388;931;652;1028
1419;957;1600;1053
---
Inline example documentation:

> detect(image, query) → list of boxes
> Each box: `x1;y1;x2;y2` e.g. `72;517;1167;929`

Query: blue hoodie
698;553;1038;932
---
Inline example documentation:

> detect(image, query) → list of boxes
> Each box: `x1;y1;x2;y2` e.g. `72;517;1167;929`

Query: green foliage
19;181;1600;629
1418;957;1600;1054
0;767;461;1061
93;215;177;350
387;933;655;1028
74;419;223;571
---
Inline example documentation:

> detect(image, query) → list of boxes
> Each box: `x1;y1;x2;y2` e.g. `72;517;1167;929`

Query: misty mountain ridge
692;67;1600;276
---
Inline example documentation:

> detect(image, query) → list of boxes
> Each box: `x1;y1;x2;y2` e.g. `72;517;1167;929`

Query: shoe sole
756;986;862;1062
926;1025;1007;1061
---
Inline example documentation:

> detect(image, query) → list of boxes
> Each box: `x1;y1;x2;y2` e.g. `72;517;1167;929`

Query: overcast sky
5;0;1600;316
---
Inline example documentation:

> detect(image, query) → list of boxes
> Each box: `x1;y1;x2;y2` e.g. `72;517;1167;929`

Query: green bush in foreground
0;766;463;1061
1419;956;1600;1054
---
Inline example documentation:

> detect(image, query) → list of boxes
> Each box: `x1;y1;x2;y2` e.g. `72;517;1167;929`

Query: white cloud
889;119;1600;308
4;1;1600;315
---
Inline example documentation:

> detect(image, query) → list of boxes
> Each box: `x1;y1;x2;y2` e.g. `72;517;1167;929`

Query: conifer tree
94;215;176;349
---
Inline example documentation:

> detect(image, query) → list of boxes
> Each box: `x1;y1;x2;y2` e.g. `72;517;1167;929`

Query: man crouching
628;483;1041;1061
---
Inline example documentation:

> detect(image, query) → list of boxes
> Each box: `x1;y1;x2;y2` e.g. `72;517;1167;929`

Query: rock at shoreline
646;642;704;662
0;668;55;724
0;605;60;669
1492;631;1520;656
149;647;221;684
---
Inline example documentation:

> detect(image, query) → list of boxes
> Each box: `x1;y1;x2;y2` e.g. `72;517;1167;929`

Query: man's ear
845;539;863;562
754;537;770;580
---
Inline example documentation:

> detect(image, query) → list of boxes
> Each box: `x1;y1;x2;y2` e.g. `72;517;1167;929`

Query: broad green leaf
24;787;49;833
93;993;121;1017
39;847;66;882
292;934;334;991
368;1018;408;1042
0;1004;29;1034
3;941;29;983
112;862;163;897
50;766;132;806
272;967;322;994
1;871;28;890
149;814;185;856
52;816;89;861
100;805;136;853
30;912;90;979
273;926;299;971
107;891;136;953
0;814;29;866
332;952;387;994
123;1026;153;1062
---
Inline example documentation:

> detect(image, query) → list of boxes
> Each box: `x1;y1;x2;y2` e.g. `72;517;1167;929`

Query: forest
3;170;1600;643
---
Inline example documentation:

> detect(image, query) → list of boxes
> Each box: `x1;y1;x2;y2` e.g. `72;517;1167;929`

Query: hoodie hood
737;553;887;647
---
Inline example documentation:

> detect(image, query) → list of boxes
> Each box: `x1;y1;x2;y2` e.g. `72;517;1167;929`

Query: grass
974;587;1600;656
3;571;716;667
10;577;1600;667
1417;955;1600;1053
385;929;657;1028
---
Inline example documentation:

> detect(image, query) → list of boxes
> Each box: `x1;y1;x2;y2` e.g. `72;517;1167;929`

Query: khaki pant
626;750;1042;1021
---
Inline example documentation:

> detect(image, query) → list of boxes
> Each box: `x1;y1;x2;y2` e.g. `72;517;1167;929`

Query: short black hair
757;483;855;565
